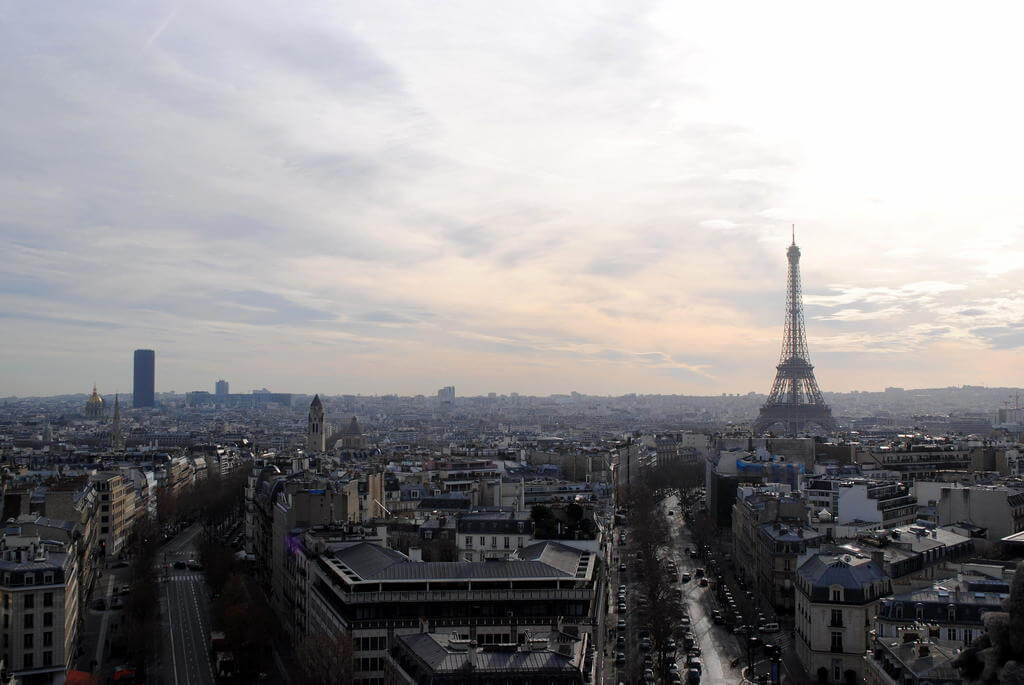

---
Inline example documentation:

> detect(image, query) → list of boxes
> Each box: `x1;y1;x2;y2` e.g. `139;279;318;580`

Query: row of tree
617;458;706;681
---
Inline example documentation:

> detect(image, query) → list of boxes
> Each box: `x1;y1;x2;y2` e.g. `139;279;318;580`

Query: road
159;523;216;685
601;494;744;684
662;494;743;684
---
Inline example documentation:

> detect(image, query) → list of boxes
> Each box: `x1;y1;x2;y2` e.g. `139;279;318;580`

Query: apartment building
89;472;128;557
855;444;970;481
732;487;825;611
912;482;1024;540
795;552;891;684
876;572;1009;647
455;510;535;562
864;631;962;685
0;531;78;684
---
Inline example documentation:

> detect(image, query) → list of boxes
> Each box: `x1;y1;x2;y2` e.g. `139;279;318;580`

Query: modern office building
132;349;155;408
215;379;229;396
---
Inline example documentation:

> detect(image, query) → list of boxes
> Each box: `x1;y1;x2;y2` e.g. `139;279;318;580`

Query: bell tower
307;394;326;452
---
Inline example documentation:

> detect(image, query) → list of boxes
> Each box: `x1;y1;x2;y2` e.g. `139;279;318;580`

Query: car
686;667;701;684
679;617;691;628
688;646;702;658
617;619;626;630
619;584;627;592
760;622;781;633
711;611;723;624
643;669;655;681
617;602;627;612
699;578;708;587
665;639;677;651
669;675;682;685
687;656;703;673
694;568;705;578
680;573;691;582
668;662;680;674
173;560;187;569
642;655;654;668
616;635;625;647
639;638;652;651
619;563;627;572
615;652;625;665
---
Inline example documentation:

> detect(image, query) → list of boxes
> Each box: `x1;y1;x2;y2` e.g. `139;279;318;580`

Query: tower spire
754;231;835;435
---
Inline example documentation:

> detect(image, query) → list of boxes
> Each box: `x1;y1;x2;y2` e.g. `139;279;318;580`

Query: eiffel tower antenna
753;229;836;435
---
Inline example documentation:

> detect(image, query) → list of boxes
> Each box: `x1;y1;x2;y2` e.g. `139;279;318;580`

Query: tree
295;630;354;685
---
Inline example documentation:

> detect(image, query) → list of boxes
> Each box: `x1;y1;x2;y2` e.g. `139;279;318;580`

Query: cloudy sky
3;1;1024;397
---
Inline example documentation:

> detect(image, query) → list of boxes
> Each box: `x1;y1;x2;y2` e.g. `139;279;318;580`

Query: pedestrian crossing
164;574;205;583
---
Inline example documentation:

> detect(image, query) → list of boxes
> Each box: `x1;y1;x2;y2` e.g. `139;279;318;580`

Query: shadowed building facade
132;349;155;408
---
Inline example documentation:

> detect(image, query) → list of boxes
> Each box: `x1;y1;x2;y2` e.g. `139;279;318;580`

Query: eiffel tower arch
754;230;836;435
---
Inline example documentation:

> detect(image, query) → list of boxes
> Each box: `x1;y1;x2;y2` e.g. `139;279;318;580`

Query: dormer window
831;586;843;602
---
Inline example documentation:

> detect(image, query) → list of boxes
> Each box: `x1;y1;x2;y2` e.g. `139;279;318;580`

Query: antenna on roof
791;224;796;245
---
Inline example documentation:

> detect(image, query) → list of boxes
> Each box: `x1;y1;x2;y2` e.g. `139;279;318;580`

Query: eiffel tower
753;229;836;435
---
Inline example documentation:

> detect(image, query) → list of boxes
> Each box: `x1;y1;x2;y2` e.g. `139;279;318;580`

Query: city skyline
5;2;1024;396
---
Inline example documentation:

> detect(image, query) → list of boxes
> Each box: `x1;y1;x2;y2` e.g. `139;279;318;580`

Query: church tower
307;394;326;452
111;394;124;451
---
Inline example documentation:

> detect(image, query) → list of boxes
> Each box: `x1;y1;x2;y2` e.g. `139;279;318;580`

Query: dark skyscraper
133;349;155;408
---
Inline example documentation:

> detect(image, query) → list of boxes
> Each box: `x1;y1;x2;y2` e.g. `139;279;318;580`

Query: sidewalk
74;559;134;680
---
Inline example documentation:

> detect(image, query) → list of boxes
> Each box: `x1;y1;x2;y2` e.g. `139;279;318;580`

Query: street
159;522;216;685
600;493;744;684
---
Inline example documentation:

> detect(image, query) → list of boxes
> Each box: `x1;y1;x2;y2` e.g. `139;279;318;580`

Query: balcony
338;588;593;604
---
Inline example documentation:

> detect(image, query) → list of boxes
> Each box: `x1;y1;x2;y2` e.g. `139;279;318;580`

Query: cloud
4;1;1024;395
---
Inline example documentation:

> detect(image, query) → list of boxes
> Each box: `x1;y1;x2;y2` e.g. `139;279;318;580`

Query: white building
795;552;891;684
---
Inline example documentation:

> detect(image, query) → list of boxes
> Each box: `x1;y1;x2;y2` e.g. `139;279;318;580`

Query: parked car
617;618;626;630
699;578;708;587
686;667;701;684
761;622;781;634
680;573;691;583
615;652;625;665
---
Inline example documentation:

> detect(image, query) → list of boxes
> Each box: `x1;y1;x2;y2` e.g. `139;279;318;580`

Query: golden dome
85;385;104;417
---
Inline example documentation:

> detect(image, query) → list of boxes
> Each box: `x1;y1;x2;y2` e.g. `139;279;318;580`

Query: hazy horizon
4;2;1024;397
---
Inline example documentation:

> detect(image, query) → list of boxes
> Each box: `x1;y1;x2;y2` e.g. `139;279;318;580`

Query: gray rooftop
329;540;594;583
398;632;579;674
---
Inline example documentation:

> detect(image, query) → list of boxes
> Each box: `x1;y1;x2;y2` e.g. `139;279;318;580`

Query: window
23;654;32;670
42;651;52;666
24;576;33;588
24;614;33;629
830;632;843;653
947;628;957;641
43;593;52;608
43;632;52;647
491;536;497;547
102;527;109;534
102;516;109;523
23;633;32;649
479;536;485;546
24;594;34;609
43;612;52;628
831;589;842;602
504;537;509;549
43;574;53;585
830;609;843;627
465;537;472;548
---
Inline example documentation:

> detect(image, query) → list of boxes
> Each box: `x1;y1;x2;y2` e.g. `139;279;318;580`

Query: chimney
931;530;937;539
871;550;885;569
409;547;423;562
